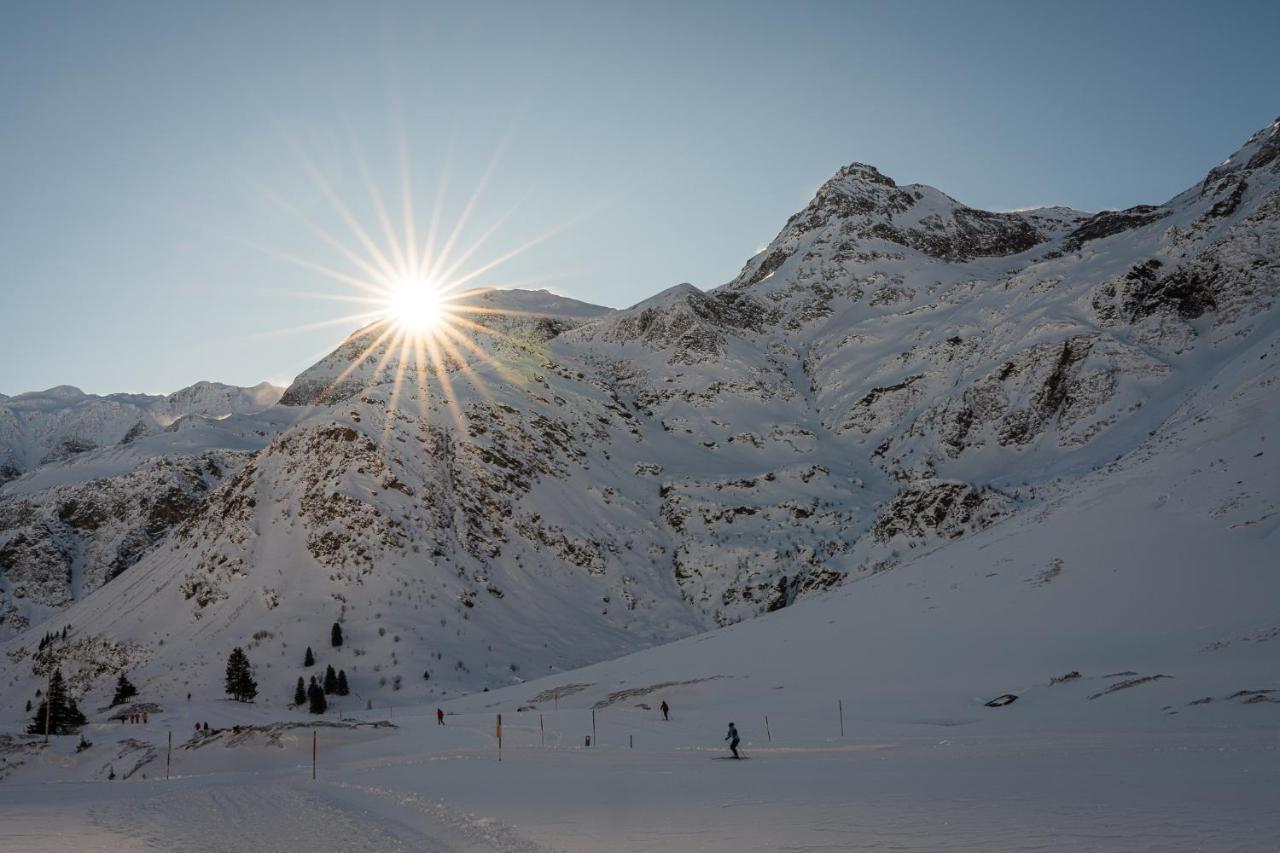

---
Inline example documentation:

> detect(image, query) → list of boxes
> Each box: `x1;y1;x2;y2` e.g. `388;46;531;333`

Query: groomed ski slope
1;322;1275;851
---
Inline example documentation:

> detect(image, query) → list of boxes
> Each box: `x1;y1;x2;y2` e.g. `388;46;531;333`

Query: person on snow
202;721;209;732
725;722;741;759
436;708;445;725
194;722;201;732
661;700;670;721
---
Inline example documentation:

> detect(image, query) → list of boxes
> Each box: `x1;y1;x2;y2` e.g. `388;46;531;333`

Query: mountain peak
627;282;703;311
1204;116;1280;186
824;161;898;189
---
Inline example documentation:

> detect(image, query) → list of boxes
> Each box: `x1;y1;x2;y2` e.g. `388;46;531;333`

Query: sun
387;277;446;334
260;132;581;441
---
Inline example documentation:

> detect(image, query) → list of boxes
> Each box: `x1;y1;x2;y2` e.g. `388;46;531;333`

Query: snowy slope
1;118;1278;734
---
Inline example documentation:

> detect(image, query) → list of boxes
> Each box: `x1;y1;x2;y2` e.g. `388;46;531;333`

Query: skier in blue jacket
725;722;741;758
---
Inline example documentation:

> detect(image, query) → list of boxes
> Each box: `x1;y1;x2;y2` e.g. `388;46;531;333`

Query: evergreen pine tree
111;673;138;706
304;646;315;667
224;647;258;702
323;665;338;694
331;622;343;647
25;699;32;713
293;676;307;707
27;669;86;735
336;670;349;696
307;677;327;714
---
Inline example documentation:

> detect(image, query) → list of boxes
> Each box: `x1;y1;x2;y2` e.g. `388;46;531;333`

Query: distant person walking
725;722;741;759
436;708;445;725
661;701;669;721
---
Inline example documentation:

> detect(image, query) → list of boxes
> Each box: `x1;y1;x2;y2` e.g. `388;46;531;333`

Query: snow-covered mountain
3;118;1277;722
0;382;290;636
0;407;299;636
0;381;285;483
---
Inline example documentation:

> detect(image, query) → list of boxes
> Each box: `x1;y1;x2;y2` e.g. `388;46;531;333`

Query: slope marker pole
166;731;172;779
591;708;596;746
540;714;544;747
765;715;771;742
838;700;844;737
312;730;317;780
44;670;52;744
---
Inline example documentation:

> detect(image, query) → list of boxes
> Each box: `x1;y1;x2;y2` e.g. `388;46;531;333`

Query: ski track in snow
0;779;549;852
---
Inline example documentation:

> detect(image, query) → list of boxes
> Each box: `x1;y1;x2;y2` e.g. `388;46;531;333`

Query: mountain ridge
3;116;1277;721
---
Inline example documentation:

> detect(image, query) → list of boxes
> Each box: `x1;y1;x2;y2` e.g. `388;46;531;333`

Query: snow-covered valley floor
1;706;1276;852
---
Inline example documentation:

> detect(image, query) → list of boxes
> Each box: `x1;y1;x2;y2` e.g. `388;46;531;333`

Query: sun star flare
387;277;447;334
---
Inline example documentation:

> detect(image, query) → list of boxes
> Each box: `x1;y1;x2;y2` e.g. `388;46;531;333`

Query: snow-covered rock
0;382;285;483
3;118;1279;722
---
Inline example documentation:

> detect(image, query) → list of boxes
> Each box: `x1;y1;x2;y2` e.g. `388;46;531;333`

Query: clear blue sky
2;0;1277;395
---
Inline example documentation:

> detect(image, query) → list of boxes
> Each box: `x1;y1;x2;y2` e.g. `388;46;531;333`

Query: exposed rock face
1060;205;1172;253
0;451;251;634
563;284;774;364
4;119;1280;710
872;481;1010;545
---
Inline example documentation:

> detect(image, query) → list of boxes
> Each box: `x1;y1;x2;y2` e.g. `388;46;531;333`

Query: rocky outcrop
1061;205;1171;253
872;480;1010;546
0;451;250;636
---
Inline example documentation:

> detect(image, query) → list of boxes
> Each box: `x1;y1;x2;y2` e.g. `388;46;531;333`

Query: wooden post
312;730;317;780
496;713;503;762
591;708;596;746
43;670;52;743
838;700;844;737
166;731;172;779
765;715;771;742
